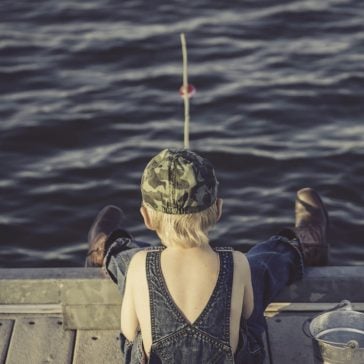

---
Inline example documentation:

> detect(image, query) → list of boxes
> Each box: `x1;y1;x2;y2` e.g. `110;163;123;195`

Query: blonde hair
146;203;219;248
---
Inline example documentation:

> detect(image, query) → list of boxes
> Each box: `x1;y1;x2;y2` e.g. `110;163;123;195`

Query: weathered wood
73;330;123;363
0;269;111;305
6;316;75;364
0;268;103;280
2;267;364;305
0;280;61;304
262;330;271;364
63;304;121;330
266;312;315;364
0;304;62;314
60;279;120;305
0;319;14;364
1;267;364;330
275;266;364;302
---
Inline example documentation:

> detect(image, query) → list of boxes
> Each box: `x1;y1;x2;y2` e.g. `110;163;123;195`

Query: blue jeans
104;233;304;362
245;236;304;351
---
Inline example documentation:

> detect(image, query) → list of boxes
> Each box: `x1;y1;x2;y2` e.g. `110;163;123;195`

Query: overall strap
146;250;187;342
193;248;234;343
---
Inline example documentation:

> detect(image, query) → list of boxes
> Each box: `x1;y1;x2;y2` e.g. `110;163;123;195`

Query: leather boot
85;205;126;267
293;188;329;266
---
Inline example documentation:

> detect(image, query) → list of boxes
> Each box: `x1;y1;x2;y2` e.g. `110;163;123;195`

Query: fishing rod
180;33;196;149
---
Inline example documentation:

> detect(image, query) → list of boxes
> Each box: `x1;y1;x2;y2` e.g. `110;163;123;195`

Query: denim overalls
105;233;304;364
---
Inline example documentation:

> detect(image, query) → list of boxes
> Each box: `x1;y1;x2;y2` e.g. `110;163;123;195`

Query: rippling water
1;0;363;267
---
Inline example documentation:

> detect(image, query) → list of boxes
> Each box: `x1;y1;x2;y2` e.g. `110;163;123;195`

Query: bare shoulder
232;250;251;276
232;250;248;263
130;249;148;264
127;250;148;278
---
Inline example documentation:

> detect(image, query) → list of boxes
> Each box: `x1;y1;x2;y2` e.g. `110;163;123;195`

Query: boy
86;148;328;363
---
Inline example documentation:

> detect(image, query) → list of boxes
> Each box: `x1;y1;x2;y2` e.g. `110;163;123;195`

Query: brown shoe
293;188;329;266
85;205;126;267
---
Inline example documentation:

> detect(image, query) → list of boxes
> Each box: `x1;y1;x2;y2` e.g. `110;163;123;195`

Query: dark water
1;0;363;267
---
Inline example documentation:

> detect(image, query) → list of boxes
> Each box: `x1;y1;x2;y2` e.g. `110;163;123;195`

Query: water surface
1;0;363;267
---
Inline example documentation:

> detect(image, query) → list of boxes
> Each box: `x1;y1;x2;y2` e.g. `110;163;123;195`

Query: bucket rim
302;300;364;340
314;328;364;349
309;309;364;327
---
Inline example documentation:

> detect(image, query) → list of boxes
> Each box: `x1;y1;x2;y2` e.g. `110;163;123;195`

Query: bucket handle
302;317;313;338
302;300;352;339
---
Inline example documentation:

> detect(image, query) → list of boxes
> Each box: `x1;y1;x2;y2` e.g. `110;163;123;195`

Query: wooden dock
0;266;363;363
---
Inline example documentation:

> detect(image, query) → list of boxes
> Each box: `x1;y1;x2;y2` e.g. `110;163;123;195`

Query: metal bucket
303;300;364;364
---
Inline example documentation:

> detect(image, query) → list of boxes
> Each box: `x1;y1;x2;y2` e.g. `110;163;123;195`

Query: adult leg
245;188;329;355
246;235;304;348
85;205;151;296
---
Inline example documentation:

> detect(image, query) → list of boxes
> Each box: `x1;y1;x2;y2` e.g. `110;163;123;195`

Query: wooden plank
0;304;62;314
60;279;120;305
63;304;120;330
0;268;103;280
274;266;364;302
266;312;315;364
73;330;123;364
6;316;75;364
0;280;61;305
0;272;120;307
2;267;364;307
0;319;14;364
0;268;106;305
262;330;271;364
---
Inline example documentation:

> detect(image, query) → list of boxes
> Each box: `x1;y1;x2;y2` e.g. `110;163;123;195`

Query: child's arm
120;253;141;341
242;255;254;319
232;251;254;320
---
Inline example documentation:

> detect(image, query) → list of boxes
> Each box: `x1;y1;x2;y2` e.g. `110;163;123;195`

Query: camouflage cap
141;149;218;214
